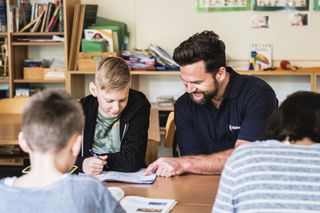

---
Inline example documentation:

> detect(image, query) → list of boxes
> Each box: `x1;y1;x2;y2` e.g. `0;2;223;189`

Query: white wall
81;0;319;102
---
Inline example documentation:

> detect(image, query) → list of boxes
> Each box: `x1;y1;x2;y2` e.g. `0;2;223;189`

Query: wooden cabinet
0;0;79;98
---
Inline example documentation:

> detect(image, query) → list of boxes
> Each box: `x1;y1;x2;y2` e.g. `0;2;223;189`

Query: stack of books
149;44;179;71
121;50;156;71
157;96;175;107
85;17;129;52
0;0;6;32
9;0;64;33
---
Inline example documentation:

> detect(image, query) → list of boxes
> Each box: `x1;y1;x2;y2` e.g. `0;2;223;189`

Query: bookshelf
2;0;79;97
0;30;8;96
67;68;320;100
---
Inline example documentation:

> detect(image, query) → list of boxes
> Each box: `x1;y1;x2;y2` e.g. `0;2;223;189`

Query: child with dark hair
213;91;320;213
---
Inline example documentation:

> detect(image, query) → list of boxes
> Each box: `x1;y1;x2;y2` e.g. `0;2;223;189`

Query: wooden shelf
131;71;180;75
14;79;65;83
12;42;64;46
151;103;174;111
0;32;7;36
0;79;9;83
70;68;320;76
69;70;181;75
238;71;314;76
70;70;95;75
12;32;64;36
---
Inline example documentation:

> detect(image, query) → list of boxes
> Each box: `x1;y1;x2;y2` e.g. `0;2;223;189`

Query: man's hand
144;157;187;178
82;155;108;175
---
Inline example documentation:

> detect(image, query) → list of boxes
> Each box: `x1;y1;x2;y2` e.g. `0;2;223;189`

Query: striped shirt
212;140;320;213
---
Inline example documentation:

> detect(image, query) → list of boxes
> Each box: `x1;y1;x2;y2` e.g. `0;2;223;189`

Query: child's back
0;175;123;213
0;90;125;213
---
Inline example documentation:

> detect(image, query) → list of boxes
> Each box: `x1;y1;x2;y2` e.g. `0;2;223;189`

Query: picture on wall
253;0;309;11
314;0;320;10
250;15;270;28
289;13;308;26
196;0;251;12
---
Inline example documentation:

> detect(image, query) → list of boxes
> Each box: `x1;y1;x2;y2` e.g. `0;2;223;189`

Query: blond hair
95;57;131;91
22;90;84;152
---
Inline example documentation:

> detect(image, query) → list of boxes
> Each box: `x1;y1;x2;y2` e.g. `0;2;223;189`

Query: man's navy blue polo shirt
174;67;277;156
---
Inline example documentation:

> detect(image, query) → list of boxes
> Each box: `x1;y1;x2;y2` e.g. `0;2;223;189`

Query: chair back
145;107;161;165
164;111;175;148
0;97;29;114
0;97;29;166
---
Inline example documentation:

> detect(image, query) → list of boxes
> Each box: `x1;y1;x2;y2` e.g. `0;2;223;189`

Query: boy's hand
83;155;108;175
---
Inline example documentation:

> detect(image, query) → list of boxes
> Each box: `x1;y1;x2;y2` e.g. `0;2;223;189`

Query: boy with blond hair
0;90;124;213
77;57;150;174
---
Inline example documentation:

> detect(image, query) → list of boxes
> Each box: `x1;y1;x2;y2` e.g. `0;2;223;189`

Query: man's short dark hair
263;91;320;143
173;30;226;74
22;90;84;152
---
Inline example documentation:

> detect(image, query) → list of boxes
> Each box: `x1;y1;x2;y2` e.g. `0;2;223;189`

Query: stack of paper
149;44;179;68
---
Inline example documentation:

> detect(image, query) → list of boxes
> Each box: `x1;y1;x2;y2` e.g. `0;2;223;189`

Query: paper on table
120;196;177;213
108;187;125;201
96;169;156;184
107;187;177;213
80;169;157;184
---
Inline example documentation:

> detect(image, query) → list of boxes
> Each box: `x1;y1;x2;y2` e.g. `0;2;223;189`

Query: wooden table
107;174;220;212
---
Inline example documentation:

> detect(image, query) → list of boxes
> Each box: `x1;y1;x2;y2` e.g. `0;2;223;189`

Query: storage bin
77;52;118;71
23;67;43;80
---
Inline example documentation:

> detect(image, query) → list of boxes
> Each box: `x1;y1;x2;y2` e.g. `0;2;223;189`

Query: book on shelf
18;1;32;32
40;4;48;32
45;5;60;32
249;44;272;70
80;169;157;184
13;1;63;33
19;16;39;32
84;29;115;52
83;4;98;30
157;96;175;106
0;0;7;32
30;8;46;32
44;2;55;31
8;5;15;32
58;0;63;32
93;17;129;51
150;44;179;67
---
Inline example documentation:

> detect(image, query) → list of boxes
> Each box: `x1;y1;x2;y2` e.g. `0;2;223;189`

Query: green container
81;39;106;52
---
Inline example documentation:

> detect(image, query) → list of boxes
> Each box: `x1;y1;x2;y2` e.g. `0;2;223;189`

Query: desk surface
107;174;220;212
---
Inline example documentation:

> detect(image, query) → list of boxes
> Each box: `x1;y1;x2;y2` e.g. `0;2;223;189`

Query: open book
81;169;157;184
108;187;177;213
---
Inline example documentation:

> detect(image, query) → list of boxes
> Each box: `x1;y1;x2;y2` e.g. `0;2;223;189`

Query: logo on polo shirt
229;125;241;131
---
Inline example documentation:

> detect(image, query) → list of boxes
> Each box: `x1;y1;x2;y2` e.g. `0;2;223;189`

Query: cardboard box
43;68;65;80
77;52;118;71
23;67;43;80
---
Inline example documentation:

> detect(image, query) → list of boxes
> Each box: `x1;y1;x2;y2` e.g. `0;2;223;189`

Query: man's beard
189;79;219;105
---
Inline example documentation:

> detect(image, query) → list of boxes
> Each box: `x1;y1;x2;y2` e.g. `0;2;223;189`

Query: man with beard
144;30;277;177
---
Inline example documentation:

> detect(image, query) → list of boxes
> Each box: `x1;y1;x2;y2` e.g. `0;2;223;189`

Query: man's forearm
178;148;234;175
